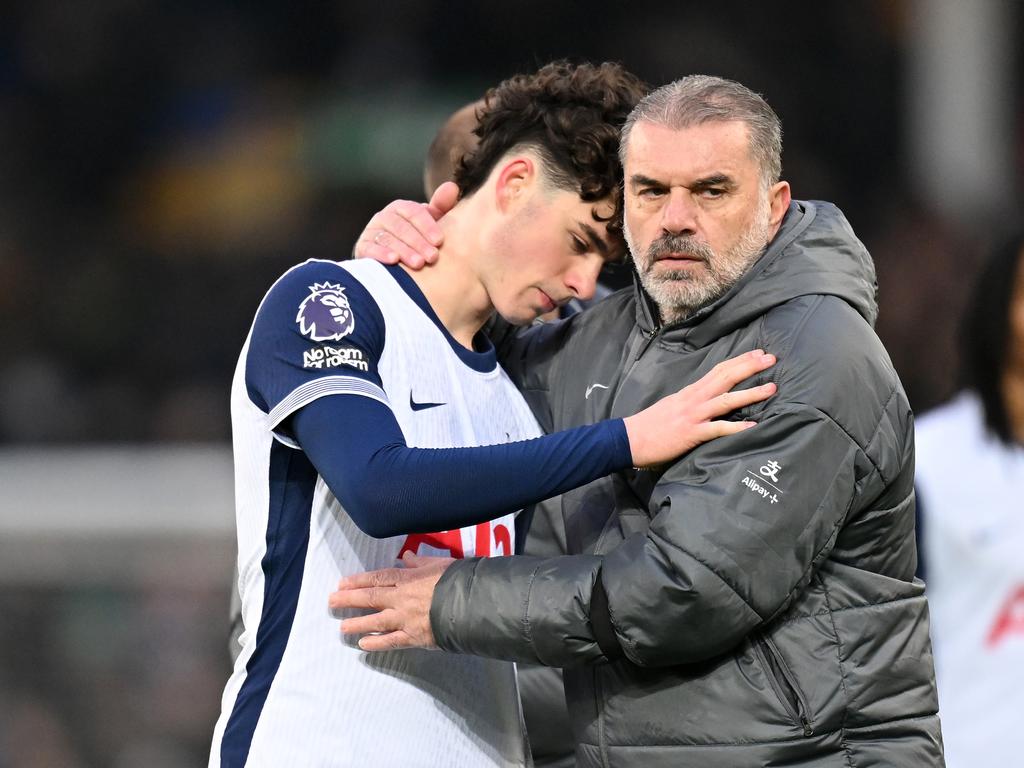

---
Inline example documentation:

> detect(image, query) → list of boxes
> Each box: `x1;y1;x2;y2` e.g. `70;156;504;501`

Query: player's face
622;120;779;323
484;188;619;324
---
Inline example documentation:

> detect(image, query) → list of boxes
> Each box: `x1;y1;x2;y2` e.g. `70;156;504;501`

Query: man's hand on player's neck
355;181;458;268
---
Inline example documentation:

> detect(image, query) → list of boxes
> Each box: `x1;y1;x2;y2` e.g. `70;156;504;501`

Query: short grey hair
619;75;782;187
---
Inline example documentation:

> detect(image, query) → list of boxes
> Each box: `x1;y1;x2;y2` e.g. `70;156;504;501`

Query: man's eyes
638;187;666;198
570;235;589;253
637;186;727;199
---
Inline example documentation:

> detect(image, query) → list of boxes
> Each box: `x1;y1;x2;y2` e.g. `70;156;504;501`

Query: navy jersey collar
383;264;497;373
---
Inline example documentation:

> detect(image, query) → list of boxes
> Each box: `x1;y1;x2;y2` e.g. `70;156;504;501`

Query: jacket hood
634;200;878;347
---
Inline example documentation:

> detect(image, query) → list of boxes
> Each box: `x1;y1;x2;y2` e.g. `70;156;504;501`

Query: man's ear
493;156;536;213
767;180;792;236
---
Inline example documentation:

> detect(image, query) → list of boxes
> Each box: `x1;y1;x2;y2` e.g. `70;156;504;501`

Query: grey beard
637;243;746;325
626;207;771;326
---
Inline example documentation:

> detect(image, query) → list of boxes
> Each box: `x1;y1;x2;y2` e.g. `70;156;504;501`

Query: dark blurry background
0;1;1020;765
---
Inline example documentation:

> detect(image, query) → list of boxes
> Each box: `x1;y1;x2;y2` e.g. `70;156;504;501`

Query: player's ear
493;156;536;214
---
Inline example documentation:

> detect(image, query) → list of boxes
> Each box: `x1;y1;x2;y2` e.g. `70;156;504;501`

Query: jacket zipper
635;325;660;361
755;635;814;737
621;324;660;379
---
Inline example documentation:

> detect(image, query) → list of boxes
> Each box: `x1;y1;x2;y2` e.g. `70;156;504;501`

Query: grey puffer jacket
431;201;944;767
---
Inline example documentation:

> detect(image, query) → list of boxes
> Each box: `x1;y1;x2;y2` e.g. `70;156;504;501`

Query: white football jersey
916;392;1024;768
209;259;541;767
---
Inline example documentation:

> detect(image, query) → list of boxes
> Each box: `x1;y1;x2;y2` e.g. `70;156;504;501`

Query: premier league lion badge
296;282;356;342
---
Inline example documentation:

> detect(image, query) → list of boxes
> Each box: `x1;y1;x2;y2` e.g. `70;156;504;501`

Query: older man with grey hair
337;74;945;767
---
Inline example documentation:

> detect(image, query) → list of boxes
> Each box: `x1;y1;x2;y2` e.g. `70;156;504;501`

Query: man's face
483;187;619;325
623;120;776;324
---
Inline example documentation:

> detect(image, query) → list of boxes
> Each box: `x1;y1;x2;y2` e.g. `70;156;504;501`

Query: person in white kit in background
208;61;778;768
915;230;1024;767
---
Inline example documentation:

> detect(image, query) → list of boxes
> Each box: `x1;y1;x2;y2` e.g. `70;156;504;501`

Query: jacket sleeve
431;301;907;668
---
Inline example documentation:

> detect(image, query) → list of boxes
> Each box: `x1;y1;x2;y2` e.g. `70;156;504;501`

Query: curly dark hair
454;60;648;246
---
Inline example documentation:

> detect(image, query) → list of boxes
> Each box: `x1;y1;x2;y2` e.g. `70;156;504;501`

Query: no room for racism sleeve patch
244;260;388;443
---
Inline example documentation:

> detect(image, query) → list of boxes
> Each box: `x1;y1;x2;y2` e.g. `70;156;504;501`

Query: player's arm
252;262;777;541
288;350;776;539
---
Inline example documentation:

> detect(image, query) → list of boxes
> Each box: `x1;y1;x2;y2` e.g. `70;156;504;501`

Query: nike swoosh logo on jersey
410;393;446;411
585;383;609;399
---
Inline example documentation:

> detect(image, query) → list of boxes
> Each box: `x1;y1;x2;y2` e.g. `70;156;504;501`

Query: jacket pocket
753;635;814;737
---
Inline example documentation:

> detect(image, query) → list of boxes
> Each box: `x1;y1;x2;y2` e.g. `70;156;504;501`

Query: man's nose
661;189;697;236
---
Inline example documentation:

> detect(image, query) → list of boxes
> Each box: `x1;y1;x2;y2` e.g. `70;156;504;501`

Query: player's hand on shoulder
353;182;458;268
624;350;778;468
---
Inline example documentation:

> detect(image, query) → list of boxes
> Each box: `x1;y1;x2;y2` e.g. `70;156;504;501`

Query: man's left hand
329;552;454;651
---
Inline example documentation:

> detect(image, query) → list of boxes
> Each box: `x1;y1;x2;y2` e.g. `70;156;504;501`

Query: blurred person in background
423;99;484;203
915;231;1024;767
337;74;945;767
210;61;775;767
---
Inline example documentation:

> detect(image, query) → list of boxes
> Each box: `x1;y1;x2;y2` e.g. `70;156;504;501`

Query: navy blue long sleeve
290;393;632;538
